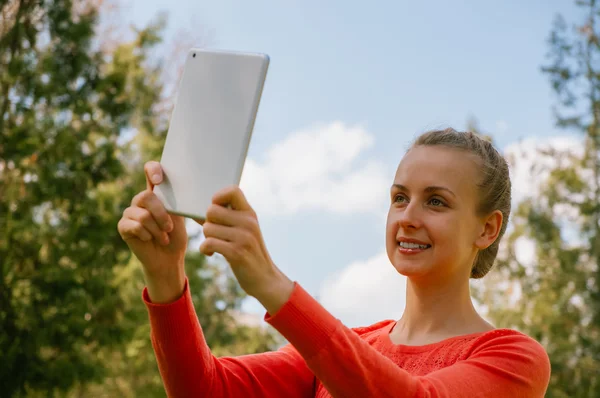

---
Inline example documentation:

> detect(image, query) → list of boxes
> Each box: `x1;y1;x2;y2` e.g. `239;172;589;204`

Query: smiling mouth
398;241;431;250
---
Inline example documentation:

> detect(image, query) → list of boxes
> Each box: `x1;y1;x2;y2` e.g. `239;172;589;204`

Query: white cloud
240;121;390;217
318;251;406;328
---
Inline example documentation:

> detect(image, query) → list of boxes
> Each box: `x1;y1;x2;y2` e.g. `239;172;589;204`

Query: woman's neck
390;275;494;346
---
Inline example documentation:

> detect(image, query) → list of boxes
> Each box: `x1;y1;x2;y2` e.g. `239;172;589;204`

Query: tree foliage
477;1;600;396
0;1;279;396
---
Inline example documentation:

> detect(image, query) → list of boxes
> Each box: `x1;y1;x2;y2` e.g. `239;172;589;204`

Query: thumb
144;161;163;191
212;186;251;211
168;214;187;241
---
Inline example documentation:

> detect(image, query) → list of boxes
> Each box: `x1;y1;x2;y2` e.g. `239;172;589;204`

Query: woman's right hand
117;161;188;303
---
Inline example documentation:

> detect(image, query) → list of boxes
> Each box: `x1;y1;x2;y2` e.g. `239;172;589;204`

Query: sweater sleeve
143;279;315;398
266;282;551;398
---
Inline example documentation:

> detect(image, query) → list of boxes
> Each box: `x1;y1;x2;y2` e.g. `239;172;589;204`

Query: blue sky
122;0;581;326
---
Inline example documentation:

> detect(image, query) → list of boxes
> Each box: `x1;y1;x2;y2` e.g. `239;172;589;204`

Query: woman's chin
387;245;436;277
391;258;432;278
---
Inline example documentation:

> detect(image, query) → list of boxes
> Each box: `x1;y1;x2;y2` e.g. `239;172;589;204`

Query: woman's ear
475;210;503;249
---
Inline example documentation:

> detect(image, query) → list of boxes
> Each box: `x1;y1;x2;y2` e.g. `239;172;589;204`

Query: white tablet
154;48;270;220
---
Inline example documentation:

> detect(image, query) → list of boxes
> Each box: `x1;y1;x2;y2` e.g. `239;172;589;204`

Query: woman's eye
394;195;407;203
429;198;445;207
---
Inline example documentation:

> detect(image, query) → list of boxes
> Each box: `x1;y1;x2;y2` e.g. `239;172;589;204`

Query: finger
131;191;173;232
124;207;170;245
212;185;252;211
202;221;238;242
118;218;153;242
204;204;239;227
144;161;163;191
199;237;232;258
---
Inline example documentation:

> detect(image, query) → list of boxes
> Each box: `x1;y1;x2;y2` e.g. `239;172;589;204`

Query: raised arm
117;163;314;397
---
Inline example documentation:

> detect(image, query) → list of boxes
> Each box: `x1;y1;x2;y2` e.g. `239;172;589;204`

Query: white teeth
399;242;429;249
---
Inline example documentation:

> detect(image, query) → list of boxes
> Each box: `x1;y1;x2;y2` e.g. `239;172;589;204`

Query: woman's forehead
394;146;480;191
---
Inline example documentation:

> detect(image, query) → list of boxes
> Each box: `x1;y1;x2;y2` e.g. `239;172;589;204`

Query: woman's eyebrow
390;184;456;198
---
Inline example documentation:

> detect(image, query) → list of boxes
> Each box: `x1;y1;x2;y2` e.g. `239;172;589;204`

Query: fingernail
164;221;173;232
151;174;161;184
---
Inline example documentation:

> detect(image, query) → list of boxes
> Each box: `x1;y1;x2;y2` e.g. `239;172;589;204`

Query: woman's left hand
199;186;294;314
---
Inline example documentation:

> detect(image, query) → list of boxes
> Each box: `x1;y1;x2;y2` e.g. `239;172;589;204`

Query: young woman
118;128;551;397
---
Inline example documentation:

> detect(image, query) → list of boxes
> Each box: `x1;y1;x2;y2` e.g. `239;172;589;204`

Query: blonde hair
411;128;511;278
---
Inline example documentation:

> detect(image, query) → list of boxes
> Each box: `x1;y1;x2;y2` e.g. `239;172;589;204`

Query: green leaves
477;1;600;395
1;1;279;396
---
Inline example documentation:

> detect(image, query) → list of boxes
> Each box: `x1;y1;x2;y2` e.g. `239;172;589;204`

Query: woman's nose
398;201;423;230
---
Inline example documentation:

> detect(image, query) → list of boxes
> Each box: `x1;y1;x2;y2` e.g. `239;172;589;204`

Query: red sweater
144;280;551;397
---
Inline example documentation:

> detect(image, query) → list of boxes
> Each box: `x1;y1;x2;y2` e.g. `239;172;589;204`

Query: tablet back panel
155;49;269;220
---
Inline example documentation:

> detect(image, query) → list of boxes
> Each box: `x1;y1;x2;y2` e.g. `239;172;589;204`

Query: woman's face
386;145;492;281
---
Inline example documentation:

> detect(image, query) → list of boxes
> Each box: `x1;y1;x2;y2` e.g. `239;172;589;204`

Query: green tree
1;1;279;396
476;1;600;396
0;1;142;395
